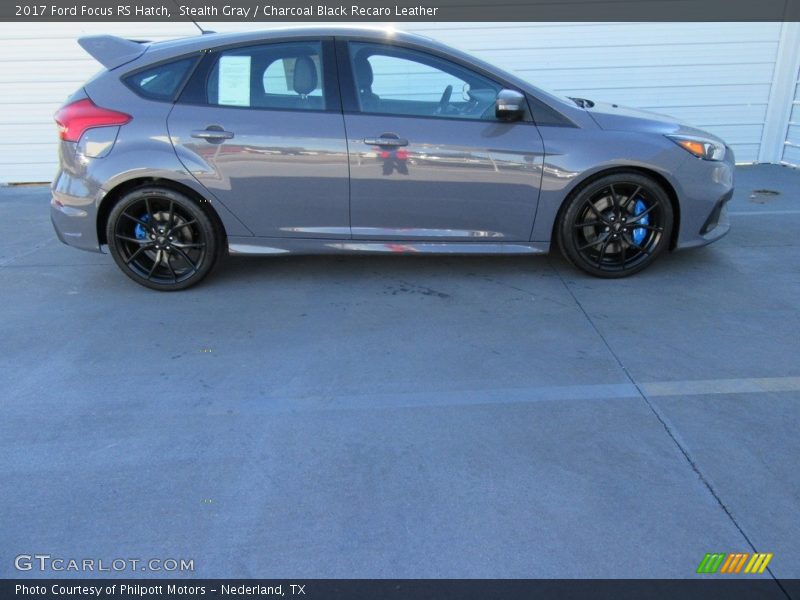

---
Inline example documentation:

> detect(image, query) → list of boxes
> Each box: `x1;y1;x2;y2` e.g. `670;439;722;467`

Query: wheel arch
97;177;227;247
551;166;681;250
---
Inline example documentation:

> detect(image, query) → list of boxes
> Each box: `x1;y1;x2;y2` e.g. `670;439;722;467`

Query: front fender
530;128;689;242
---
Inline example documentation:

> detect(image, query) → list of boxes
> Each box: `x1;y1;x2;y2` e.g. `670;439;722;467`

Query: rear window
124;57;196;101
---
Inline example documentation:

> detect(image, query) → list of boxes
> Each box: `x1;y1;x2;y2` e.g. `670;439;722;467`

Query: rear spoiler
78;35;149;69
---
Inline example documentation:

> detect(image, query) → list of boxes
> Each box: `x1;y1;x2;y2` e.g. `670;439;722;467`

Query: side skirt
227;237;551;256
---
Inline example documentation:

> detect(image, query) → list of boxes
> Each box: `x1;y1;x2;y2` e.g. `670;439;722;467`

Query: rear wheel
557;173;673;278
106;187;219;291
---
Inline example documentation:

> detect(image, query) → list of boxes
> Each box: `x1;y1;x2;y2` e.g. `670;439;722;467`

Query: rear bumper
50;169;102;253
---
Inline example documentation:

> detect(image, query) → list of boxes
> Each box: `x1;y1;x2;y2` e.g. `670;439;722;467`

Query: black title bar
5;0;800;21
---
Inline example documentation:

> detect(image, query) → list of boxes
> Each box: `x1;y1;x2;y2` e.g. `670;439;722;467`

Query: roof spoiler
78;35;149;69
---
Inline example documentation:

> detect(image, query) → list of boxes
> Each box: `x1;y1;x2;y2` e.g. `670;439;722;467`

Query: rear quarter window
123;57;197;101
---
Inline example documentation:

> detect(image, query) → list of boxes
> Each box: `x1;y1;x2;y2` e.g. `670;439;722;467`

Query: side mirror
495;89;526;121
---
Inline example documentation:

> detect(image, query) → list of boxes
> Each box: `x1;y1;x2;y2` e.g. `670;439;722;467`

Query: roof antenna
169;0;211;34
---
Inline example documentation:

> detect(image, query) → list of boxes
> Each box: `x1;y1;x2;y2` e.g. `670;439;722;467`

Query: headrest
354;55;374;89
293;56;317;96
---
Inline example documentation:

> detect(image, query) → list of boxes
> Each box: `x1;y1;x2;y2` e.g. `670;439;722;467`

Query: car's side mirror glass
495;89;526;121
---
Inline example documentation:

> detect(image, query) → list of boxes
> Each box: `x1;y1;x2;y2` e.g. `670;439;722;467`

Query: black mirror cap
495;89;526;121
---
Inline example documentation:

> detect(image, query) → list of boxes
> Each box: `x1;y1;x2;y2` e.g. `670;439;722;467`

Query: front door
339;40;544;242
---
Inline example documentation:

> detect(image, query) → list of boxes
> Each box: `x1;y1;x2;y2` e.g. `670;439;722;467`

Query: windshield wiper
568;97;594;108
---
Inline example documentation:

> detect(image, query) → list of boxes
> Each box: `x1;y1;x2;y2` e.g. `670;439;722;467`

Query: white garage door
783;65;800;166
0;21;791;182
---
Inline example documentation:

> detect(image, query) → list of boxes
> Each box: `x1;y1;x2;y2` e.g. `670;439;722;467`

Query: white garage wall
0;21;795;182
782;65;800;166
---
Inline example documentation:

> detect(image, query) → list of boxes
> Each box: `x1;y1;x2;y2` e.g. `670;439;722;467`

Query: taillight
54;98;131;142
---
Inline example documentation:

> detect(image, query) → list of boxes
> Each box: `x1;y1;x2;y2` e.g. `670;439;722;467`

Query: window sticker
218;55;251;107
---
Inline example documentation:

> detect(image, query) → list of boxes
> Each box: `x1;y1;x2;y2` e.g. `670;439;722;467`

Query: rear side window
206;41;325;111
124;57;196;101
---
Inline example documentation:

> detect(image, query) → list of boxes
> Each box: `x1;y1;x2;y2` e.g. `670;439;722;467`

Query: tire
557;172;674;278
106;187;220;291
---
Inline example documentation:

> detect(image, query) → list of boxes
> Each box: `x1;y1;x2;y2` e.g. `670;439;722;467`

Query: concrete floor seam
548;257;790;595
0;237;54;267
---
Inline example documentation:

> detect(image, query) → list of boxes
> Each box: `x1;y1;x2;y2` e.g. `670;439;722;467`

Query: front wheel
106;187;219;291
557;173;674;278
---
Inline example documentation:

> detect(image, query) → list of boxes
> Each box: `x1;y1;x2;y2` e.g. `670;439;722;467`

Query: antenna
168;0;207;34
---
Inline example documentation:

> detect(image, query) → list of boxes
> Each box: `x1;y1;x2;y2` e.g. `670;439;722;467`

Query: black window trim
176;36;342;115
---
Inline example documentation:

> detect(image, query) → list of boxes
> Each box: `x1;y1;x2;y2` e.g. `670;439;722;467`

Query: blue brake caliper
632;199;648;245
134;214;149;241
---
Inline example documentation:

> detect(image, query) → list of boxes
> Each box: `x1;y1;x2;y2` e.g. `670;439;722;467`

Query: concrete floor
0;165;798;586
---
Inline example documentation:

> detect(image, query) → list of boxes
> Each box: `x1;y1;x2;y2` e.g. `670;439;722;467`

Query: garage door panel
412;22;782;49
0;31;191;60
0;82;92;105
728;143;761;163
526;63;775;89
480;42;779;71
0;102;64;125
0;163;57;183
0;143;58;166
0;60;97;84
0;22;195;40
781;144;800;165
3;123;59;141
789;101;799;123
702;124;764;145
658;105;768;127
554;85;772;109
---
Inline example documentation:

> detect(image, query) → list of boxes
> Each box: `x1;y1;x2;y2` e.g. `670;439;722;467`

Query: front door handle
191;127;234;143
364;135;408;147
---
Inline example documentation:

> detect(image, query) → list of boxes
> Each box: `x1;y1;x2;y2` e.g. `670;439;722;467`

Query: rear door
338;39;545;242
168;38;350;239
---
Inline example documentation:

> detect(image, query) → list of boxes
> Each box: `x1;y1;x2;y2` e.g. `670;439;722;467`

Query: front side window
207;41;325;111
348;42;502;120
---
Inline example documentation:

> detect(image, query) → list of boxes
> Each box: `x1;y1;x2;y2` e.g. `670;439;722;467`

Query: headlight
666;135;726;161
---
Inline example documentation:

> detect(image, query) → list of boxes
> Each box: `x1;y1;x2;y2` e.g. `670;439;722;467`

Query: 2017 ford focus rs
51;27;734;290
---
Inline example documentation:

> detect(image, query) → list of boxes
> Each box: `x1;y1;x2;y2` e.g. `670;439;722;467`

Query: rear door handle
364;135;408;147
191;127;234;143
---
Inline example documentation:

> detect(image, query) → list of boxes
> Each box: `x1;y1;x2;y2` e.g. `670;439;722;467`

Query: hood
584;101;722;142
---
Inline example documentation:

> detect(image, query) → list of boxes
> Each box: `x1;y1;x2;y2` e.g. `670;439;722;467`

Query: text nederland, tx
15;583;306;596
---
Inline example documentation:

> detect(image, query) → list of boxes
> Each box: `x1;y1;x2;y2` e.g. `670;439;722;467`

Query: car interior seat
353;54;380;111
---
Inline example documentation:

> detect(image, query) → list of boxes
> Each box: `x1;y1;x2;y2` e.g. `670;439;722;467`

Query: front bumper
698;189;732;242
672;147;735;250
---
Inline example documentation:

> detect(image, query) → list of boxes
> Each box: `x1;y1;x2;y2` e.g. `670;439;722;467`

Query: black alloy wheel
558;173;674;278
106;187;219;290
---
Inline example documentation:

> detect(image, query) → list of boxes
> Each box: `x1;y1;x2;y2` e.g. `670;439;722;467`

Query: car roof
147;26;439;56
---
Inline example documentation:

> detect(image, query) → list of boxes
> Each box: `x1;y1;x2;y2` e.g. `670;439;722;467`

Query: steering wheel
436;85;453;114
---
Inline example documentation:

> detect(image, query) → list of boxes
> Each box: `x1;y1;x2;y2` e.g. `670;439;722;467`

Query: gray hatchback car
51;27;734;290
